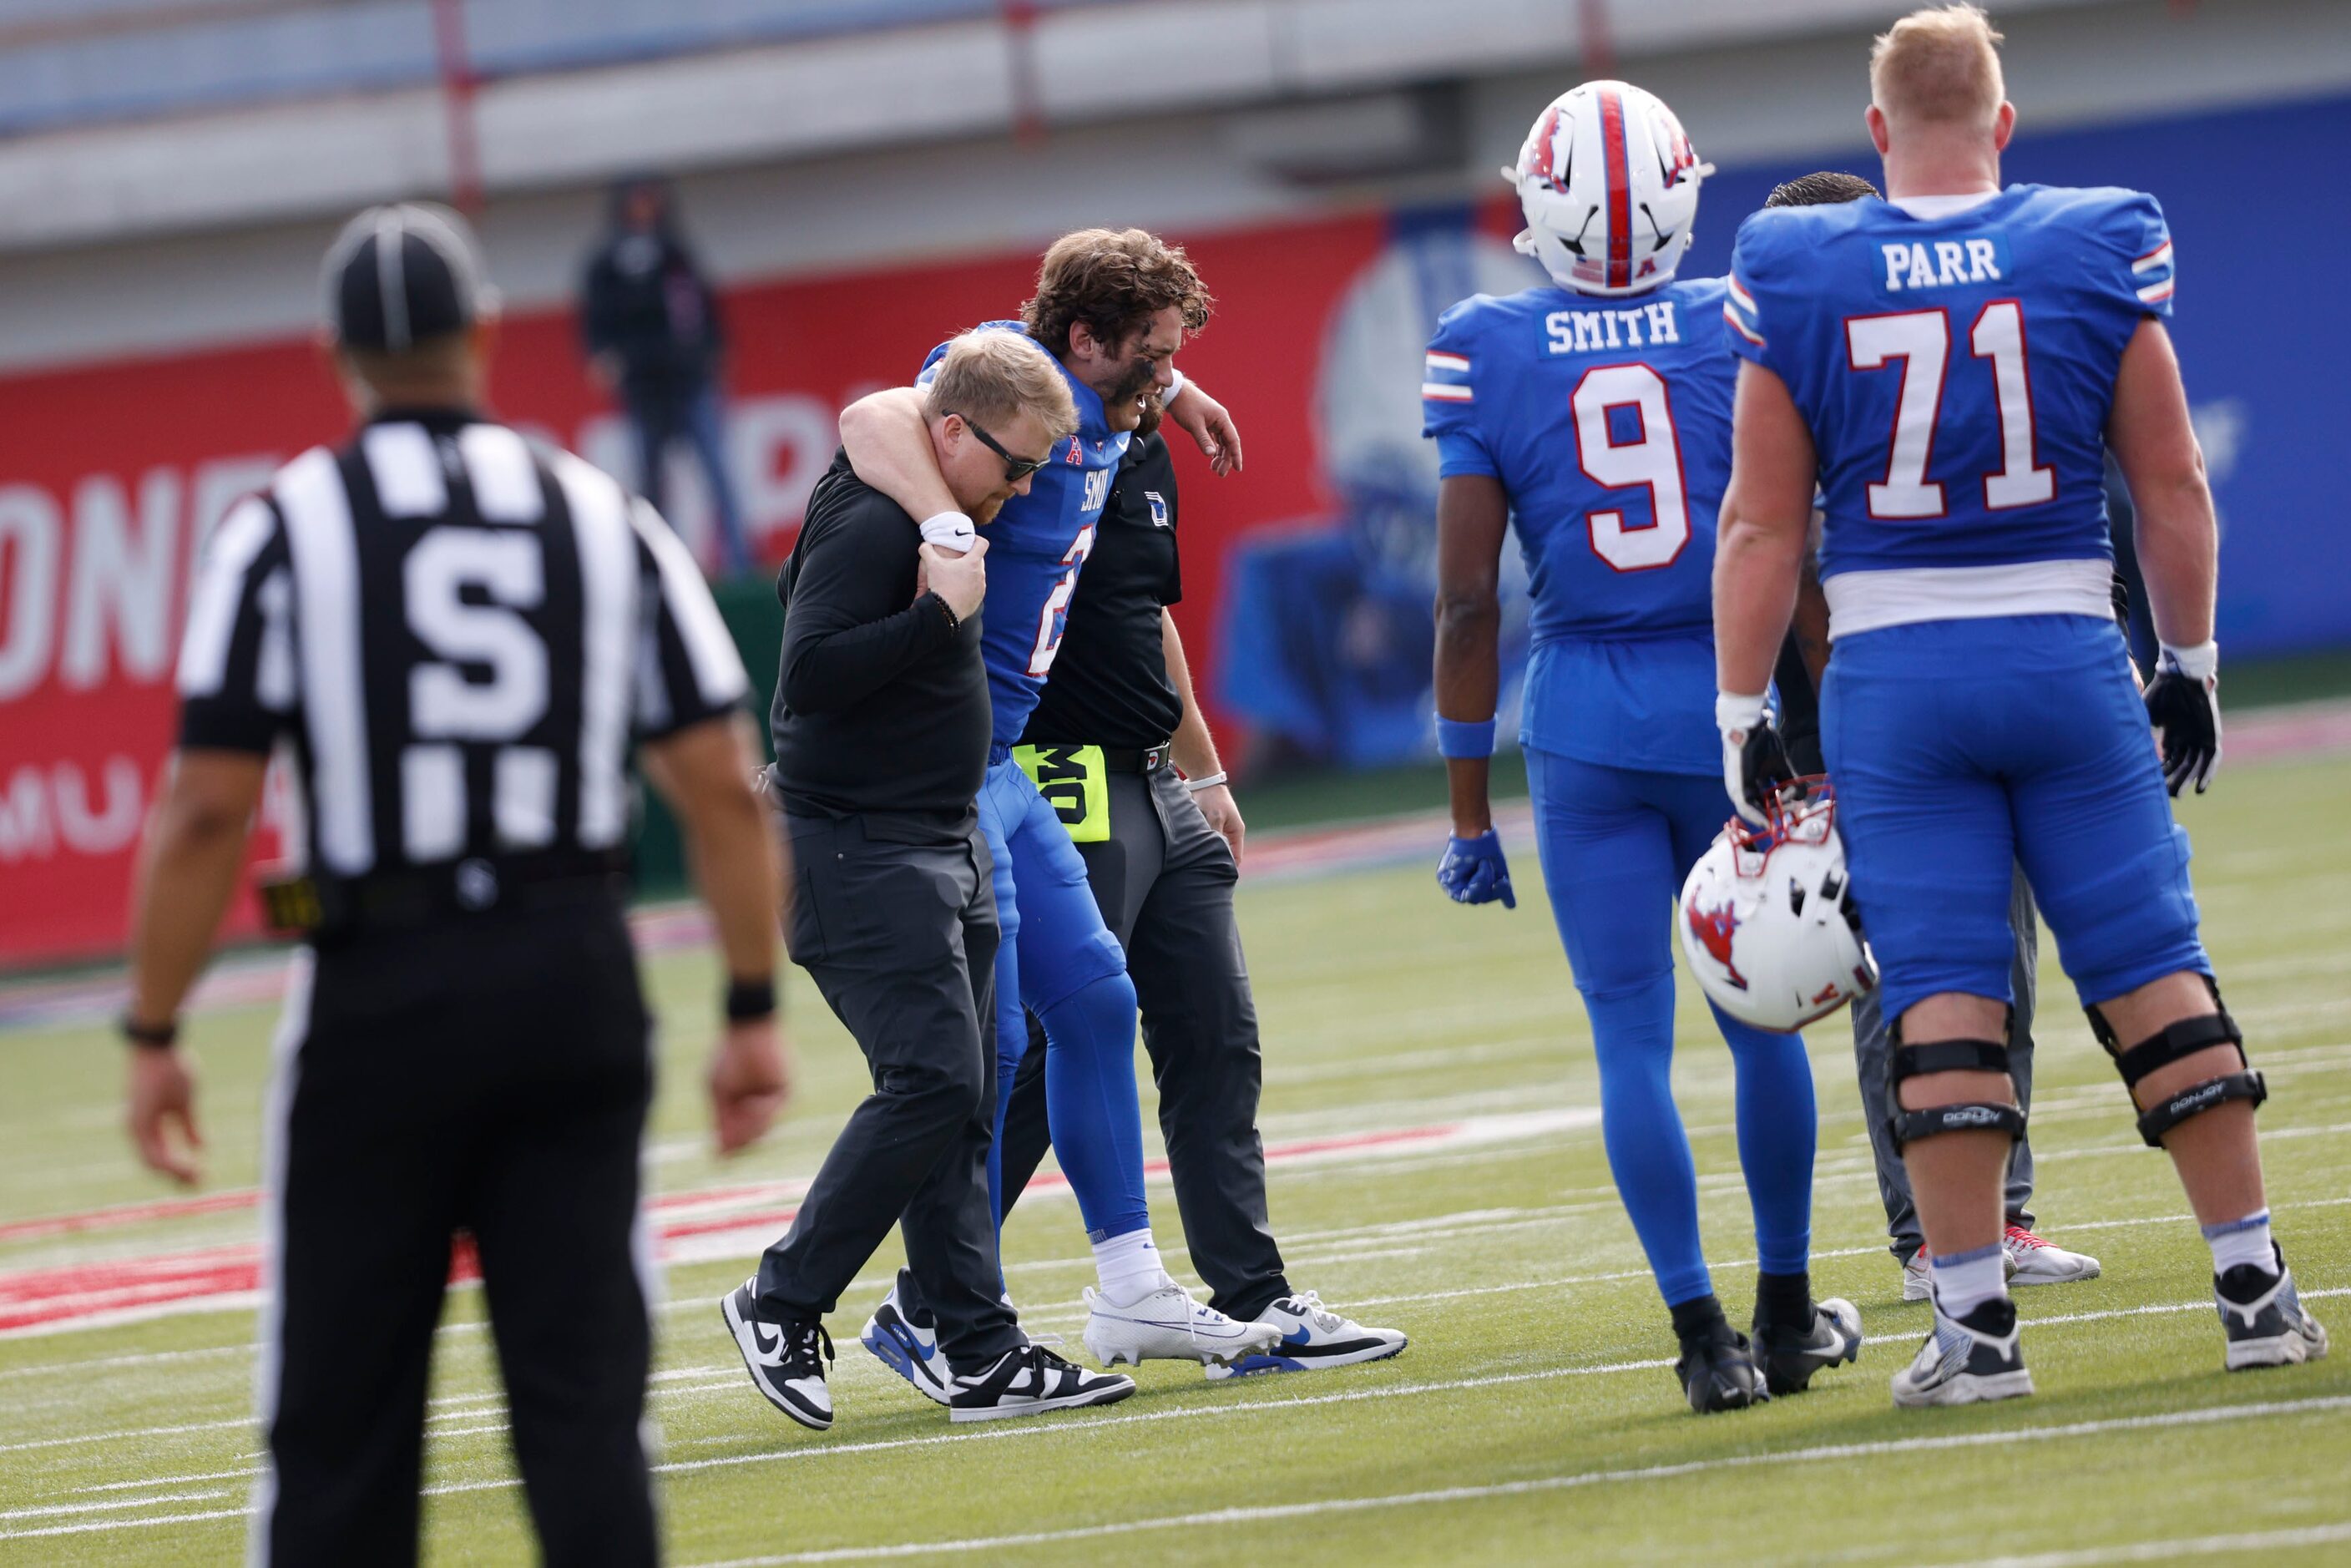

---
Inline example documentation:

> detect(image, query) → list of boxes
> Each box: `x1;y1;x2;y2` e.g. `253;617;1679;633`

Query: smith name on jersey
917;321;1128;748
1423;276;1734;776
1723;184;2175;619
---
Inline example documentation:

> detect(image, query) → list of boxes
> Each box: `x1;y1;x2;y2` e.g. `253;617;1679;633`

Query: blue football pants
1822;615;2209;1025
976;756;1149;1244
1525;747;1818;1307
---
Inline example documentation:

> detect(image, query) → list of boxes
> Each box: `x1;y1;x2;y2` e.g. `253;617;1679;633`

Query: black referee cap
321;203;498;352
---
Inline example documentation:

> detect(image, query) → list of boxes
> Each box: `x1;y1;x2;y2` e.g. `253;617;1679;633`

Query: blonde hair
1871;3;2006;129
923;330;1079;446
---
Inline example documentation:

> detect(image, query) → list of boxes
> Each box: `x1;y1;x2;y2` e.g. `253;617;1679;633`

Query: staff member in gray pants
721;331;1133;1429
875;407;1407;1384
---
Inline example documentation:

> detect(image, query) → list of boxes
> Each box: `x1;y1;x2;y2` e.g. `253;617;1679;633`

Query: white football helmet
1505;80;1713;297
1677;782;1877;1033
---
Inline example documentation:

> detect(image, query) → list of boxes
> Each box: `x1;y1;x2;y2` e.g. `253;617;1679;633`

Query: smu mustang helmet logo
1686;898;1747;989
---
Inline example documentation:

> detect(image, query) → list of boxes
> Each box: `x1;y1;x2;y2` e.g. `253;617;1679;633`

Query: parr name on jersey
1879;235;2010;293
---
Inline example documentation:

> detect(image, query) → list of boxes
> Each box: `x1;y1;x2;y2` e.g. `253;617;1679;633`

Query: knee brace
2088;998;2266;1149
1887;1035;2025;1151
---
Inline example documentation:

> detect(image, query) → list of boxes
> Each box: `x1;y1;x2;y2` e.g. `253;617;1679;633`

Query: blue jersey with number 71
918;321;1128;748
1722;185;2173;583
1422;276;1734;776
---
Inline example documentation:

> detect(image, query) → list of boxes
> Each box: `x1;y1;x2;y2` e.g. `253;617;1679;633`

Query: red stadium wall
0;205;1425;966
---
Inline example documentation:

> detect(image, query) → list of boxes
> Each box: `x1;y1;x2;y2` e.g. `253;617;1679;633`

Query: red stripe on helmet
1528;104;1565;190
1599;88;1633;289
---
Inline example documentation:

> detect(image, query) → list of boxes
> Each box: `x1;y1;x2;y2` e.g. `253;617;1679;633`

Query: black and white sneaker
1752;1296;1863;1396
948;1342;1136;1424
1203;1291;1409;1381
2217;1246;2330;1370
1675;1320;1769;1414
720;1277;834;1431
1890;1295;2032;1409
860;1270;952;1407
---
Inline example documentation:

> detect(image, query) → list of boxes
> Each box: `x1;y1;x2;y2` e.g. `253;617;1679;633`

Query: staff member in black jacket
995;400;1407;1377
722;331;1135;1427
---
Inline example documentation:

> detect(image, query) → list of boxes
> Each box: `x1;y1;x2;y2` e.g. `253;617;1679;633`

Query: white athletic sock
1929;1242;2010;1320
2202;1210;2275;1276
1092;1229;1173;1307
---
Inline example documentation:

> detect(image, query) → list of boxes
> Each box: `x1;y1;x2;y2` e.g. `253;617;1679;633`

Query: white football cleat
1080;1282;1284;1368
1203;1291;1408;1380
2004;1225;2102;1287
1891;1296;2032;1409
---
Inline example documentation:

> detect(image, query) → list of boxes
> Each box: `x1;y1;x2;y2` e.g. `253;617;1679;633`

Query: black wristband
929;592;961;635
120;1014;179;1050
724;977;777;1023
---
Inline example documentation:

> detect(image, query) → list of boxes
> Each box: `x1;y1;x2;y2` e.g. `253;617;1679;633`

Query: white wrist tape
1164;366;1188;404
1715;690;1768;738
2161;640;2218;683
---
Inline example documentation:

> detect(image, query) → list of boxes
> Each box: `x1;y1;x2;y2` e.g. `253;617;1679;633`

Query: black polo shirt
1022;433;1184;748
770;451;988;830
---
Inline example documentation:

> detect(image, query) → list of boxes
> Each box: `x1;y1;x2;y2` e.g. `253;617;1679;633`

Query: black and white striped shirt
176;408;748;878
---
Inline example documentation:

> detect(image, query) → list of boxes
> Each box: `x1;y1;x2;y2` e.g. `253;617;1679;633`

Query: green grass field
3;755;2348;1565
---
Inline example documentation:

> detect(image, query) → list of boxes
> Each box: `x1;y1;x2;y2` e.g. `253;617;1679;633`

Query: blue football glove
1438;829;1516;909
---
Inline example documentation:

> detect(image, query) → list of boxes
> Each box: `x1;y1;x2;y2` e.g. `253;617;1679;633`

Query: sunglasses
953;413;1052;483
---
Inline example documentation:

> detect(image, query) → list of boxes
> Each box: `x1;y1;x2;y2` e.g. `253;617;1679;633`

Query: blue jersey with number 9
1422;276;1734;776
919;321;1128;748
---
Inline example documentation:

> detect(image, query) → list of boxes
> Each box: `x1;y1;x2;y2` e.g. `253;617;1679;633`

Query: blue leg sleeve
1720;1009;1817;1275
1527;747;1712;1308
1036;973;1149;1242
1662;771;1818;1277
1002;765;1149;1242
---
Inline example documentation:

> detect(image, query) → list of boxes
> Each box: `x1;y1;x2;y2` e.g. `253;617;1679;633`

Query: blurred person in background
583;175;755;577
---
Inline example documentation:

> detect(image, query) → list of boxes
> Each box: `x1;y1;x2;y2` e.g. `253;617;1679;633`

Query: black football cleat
2217;1245;2329;1370
1752;1296;1863;1396
1675;1319;1770;1414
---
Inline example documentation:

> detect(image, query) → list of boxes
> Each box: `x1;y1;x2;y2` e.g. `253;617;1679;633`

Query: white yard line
675;1396;2351;1566
0;1488;229;1522
1951;1523;2351;1568
24;1283;2350;1528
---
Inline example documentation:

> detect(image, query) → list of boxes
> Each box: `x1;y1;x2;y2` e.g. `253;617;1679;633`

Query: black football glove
2144;645;2221;796
1717;693;1796;826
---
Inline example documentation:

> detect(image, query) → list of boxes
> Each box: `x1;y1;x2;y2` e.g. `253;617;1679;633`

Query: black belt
1096;744;1171;774
259;848;631;943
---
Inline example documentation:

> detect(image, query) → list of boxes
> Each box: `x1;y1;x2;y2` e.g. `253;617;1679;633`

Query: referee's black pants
256;898;656;1568
757;813;1024;1373
999;764;1291;1320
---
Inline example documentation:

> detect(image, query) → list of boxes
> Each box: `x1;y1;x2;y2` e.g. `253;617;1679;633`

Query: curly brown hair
1020;228;1213;359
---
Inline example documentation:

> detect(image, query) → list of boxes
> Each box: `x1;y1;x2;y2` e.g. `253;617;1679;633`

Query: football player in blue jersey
1713;3;2325;1408
830;230;1292;1388
1428;81;1862;1414
1763;169;2104;1305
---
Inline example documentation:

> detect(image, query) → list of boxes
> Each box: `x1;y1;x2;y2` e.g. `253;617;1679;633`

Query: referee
120;204;788;1566
988;403;1405;1374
